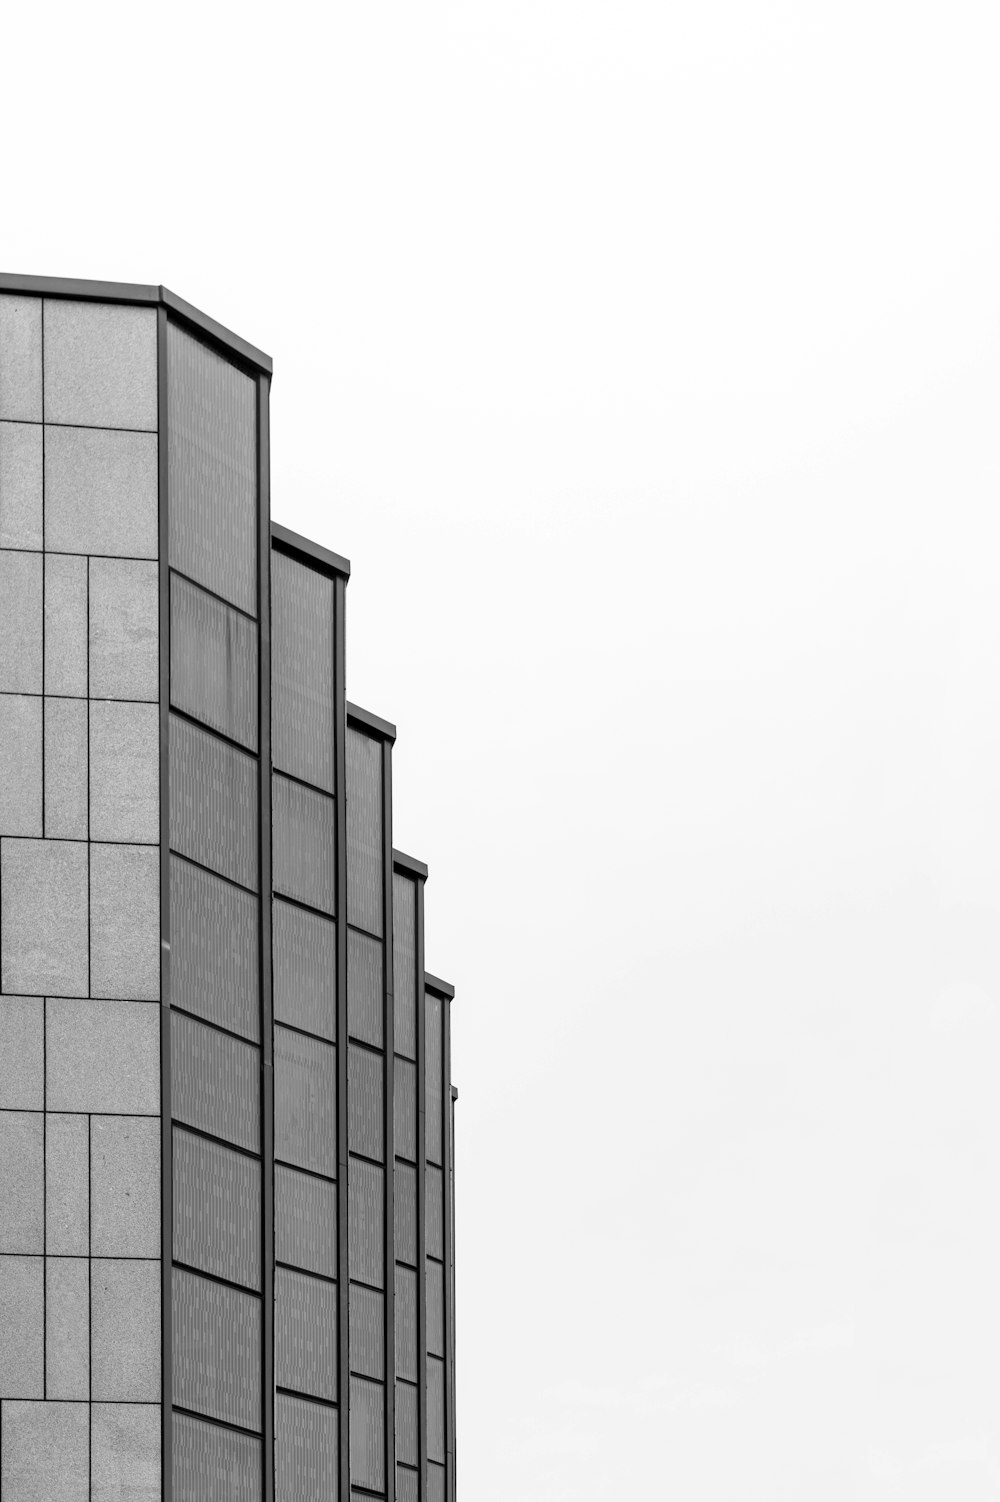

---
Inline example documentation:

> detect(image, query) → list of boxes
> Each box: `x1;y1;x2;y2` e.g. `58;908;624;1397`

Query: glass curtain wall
165;320;265;1497
270;548;339;1499
423;982;447;1502
346;720;393;1497
392;869;420;1502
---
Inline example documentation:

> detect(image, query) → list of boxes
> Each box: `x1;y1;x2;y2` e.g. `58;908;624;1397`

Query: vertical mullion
383;745;396;1498
258;373;274;1502
156;303;173;1502
442;1000;455;1501
415;880;427;1501
334;577;350;1499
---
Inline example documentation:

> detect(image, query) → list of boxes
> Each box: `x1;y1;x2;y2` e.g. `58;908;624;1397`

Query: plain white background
5;2;1000;1494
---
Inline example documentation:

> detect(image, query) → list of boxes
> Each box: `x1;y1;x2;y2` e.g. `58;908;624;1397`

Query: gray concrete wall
0;295;160;1501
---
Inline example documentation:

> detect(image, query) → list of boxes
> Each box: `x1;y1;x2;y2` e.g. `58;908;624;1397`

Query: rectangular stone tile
0;1255;43;1396
45;1113;89;1255
43;301;157;432
46;999;159;1114
1;1399;89;1501
89;556;158;700
89;701;159;843
44;697;88;839
0;1112;43;1252
91;1404;161;1502
0;838;88;997
0;694;41;836
90;843;160;1001
44;553;88;696
91;1114;159;1257
0;295;42;421
91;1258;160;1400
46;1256;89;1399
0;550;42;693
44;426;157;558
0;421;42;549
0;996;43;1108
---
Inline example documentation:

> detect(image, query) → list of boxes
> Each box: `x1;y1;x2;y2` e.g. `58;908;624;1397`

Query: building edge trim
271;521;351;579
424;972;456;1001
156;302;174;1502
392;850;429;881
347;701;397;743
0;272;273;374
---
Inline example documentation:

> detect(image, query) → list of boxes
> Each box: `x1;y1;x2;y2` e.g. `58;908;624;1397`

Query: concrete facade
0;292;161;1500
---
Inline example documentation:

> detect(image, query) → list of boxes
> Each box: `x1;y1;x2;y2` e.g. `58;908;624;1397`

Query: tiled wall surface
0;295;161;1502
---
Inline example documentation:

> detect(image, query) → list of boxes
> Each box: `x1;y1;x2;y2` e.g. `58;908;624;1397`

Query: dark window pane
273;898;335;1041
275;1267;337;1402
173;1127;260;1290
172;1267;260;1430
346;729;382;936
349;1283;384;1379
425;1164;443;1260
167;320;257;617
427;1355;445;1463
428;1461;446;1502
170;856;259;1041
348;1158;383;1288
426;1258;444;1358
348;1045;383;1162
425;991;442;1166
171;1011;259;1153
393;1163;416;1266
393;1059;416;1163
275;1165;337;1281
170;573;257;751
275;1393;337;1502
349;1377;385;1492
274;1026;336;1178
394;1381;418;1468
271;550;334;793
394;1265;416;1381
426;1092;442;1164
173;1412;260;1502
272;774;334;915
347;928;382;1047
425;992;442;1094
396;1466;419;1502
170;713;258;891
392;874;416;1059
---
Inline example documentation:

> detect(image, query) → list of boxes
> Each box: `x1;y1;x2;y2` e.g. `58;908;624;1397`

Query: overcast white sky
6;2;1000;1494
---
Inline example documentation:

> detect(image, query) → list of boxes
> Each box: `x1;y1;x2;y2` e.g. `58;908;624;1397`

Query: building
0;274;457;1502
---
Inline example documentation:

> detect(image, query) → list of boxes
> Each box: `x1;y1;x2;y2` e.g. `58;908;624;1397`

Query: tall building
0;274;457;1502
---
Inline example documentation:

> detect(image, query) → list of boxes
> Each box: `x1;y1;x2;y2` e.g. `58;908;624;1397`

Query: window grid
162;317;270;1493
